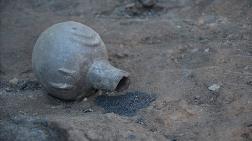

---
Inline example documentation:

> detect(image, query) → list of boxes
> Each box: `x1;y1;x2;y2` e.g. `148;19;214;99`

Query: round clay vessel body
32;21;129;100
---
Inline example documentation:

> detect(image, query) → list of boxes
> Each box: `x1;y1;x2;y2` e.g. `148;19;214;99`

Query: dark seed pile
96;91;156;116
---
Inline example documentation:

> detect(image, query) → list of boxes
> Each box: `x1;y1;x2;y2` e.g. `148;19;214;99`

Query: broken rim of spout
87;60;130;92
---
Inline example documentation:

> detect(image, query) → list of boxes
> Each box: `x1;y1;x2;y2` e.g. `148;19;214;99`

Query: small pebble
9;78;19;85
83;108;93;113
176;25;181;29
125;3;136;9
244;66;249;70
204;48;210;53
136;117;145;125
208;84;220;91
83;97;88;101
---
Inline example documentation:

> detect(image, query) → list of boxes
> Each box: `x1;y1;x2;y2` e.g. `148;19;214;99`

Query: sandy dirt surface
0;0;252;141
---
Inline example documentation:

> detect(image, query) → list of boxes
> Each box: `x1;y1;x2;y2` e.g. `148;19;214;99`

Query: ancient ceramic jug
32;21;130;100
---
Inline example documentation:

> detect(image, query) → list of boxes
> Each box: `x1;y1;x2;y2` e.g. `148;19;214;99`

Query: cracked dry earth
0;0;252;141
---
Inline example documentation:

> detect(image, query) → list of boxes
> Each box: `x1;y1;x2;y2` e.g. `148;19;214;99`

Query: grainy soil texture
0;0;252;141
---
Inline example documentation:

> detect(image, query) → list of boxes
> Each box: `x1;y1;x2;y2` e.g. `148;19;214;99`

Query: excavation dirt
0;0;252;141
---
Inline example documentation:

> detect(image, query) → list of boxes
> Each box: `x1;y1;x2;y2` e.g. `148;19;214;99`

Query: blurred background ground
0;0;252;141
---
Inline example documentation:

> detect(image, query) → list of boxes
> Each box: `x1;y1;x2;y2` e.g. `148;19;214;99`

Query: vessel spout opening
87;60;130;92
115;76;130;92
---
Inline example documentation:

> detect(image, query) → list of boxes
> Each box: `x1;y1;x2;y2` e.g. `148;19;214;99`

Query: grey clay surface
32;21;129;100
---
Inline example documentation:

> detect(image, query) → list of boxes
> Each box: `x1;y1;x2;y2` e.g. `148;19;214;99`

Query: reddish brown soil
0;0;252;141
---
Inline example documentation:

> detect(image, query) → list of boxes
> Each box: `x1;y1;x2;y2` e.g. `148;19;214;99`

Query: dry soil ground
0;0;252;141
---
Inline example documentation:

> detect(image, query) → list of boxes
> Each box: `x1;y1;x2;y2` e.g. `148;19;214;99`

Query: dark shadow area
115;76;130;92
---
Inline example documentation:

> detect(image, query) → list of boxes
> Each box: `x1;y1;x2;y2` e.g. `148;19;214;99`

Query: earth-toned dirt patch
0;0;251;140
0;117;68;141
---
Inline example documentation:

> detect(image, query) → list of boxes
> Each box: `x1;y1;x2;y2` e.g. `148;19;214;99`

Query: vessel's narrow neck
87;60;130;91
